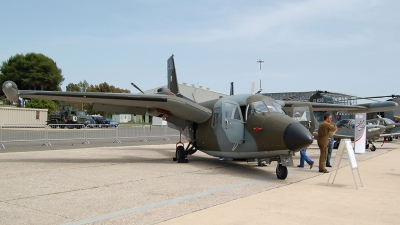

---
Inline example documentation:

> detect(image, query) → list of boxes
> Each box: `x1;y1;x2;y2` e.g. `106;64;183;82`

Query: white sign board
328;139;362;189
354;113;366;154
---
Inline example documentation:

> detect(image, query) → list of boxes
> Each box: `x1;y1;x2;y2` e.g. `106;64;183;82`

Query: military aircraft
367;117;400;141
2;55;398;179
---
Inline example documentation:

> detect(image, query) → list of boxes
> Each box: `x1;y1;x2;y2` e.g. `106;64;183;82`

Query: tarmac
0;139;399;225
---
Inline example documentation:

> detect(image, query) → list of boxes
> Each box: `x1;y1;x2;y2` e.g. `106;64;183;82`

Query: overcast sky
1;0;399;102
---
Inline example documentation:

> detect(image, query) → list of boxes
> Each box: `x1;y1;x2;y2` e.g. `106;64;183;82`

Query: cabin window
224;102;242;120
212;108;220;128
36;111;40;120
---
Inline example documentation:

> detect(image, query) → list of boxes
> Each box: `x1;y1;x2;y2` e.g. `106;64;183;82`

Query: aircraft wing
380;132;400;137
281;101;398;113
2;81;212;126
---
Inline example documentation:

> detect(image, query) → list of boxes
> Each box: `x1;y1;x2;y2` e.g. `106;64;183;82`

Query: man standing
318;114;337;173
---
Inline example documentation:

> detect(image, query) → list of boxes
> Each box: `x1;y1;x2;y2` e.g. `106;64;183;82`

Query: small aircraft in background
367;117;400;141
2;55;398;179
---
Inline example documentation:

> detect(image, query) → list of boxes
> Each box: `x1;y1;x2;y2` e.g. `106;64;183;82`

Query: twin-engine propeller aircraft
2;55;398;179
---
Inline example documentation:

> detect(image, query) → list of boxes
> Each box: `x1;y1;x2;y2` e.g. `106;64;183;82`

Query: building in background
0;107;48;125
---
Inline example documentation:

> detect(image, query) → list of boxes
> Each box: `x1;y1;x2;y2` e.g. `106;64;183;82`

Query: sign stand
354;113;366;154
327;139;363;189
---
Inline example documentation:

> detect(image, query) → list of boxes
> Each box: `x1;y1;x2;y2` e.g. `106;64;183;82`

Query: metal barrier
0;124;180;149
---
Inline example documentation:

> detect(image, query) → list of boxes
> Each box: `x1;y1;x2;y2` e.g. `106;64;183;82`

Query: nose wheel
276;164;288;180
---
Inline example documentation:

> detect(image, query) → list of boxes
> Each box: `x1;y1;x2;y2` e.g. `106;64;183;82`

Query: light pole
257;59;264;92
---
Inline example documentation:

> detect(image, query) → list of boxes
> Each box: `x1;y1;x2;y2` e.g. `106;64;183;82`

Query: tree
86;82;131;117
0;53;64;95
66;80;89;92
25;99;58;114
88;82;130;93
66;83;81;92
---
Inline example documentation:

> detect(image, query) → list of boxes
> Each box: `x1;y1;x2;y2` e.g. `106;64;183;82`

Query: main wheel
276;164;288;180
176;145;186;160
370;145;376;151
388;137;393;141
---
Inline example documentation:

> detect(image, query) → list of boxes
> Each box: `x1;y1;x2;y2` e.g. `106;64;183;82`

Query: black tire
176;146;186;160
370;145;376;151
388;137;393;141
276;164;288;180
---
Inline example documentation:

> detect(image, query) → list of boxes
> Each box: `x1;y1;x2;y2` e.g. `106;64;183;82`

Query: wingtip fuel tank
2;81;19;102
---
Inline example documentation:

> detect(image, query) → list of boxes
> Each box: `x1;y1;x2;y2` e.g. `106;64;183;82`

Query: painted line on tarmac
61;169;301;225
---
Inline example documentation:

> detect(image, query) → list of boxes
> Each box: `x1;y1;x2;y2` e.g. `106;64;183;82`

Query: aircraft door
221;100;245;144
290;103;315;133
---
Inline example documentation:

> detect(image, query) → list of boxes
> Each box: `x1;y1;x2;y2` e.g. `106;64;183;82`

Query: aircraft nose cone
283;122;313;151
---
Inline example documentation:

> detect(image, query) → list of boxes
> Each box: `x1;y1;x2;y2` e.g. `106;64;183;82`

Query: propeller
347;94;400;101
131;82;145;94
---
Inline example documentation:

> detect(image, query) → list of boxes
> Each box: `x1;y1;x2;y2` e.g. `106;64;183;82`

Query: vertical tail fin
167;55;196;102
167;55;180;96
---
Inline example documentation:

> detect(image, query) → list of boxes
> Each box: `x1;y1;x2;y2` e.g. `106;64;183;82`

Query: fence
0;124;180;149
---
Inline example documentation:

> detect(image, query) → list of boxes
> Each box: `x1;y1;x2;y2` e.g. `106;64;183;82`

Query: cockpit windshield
252;101;268;114
383;118;395;125
336;119;354;129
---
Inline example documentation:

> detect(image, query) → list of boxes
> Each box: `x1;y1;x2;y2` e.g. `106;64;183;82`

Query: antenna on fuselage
257;59;264;94
230;82;234;95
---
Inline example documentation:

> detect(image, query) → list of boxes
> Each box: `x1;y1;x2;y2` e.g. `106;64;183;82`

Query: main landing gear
173;142;188;163
366;143;376;151
172;134;197;163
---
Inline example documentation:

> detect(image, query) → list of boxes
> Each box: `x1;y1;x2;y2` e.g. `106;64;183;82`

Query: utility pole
257;59;264;93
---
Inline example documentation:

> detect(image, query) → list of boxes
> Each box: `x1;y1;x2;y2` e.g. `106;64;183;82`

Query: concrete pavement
1;140;399;225
160;145;400;225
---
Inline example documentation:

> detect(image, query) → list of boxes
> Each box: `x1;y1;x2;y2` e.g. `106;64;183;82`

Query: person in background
297;148;314;169
326;137;334;167
317;113;337;173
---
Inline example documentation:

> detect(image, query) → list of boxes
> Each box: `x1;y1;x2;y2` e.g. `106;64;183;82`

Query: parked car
105;118;119;127
93;116;110;128
85;115;96;128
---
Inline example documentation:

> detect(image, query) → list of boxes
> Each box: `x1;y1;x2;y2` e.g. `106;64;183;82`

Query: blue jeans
299;148;313;167
327;138;334;166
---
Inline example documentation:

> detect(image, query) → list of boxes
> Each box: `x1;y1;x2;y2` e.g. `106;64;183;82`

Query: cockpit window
252;101;268;114
383;118;394;125
272;101;285;114
263;100;278;112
